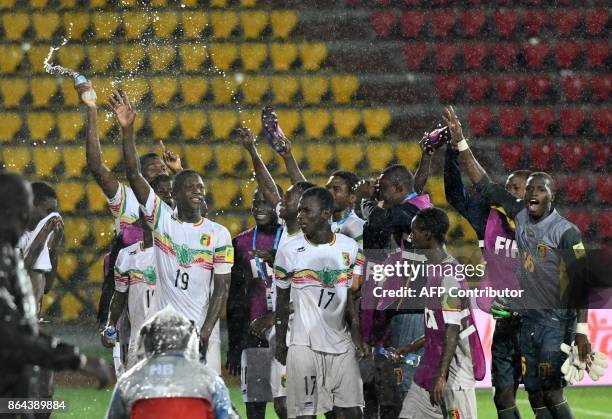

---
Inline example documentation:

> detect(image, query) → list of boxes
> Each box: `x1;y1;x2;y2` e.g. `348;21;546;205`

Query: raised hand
236;127;257;151
442;105;465;145
109;90;136;129
76;81;97;108
159;140;183;173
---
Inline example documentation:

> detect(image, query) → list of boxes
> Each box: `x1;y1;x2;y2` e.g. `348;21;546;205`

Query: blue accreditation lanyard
335;210;354;227
402;192;418;204
252;226;282;281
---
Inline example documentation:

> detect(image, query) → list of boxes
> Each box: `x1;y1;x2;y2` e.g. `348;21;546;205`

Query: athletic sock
497;405;521;419
549;400;574;419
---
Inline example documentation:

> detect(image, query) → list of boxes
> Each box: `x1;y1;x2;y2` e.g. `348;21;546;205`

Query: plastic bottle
104;325;118;345
74;73;97;102
376;346;421;367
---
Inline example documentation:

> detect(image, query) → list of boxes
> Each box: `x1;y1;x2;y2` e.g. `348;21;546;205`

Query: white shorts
286;345;363;418
241;348;273;403
399;382;477;419
205;321;221;375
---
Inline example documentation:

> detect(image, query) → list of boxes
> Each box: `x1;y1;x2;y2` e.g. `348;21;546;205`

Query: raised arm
277;138;307;185
238;128;281;206
413;133;433;194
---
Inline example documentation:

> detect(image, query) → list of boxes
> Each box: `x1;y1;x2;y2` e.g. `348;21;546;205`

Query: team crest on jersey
447;408;460;419
342;252;350;266
536;243;548;259
281;373;287;388
200;234;211;247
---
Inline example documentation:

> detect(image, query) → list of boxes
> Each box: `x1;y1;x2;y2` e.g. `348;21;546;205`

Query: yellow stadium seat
241;11;268;39
0;45;24;74
57;45;86;73
93;218;114;247
31;77;58;108
33;147;61;178
210;0;227;6
150;0;168;6
57;252;78;277
27;112;55;140
180;76;208;105
214;144;243;174
88;77;115;101
271;10;298;39
118;44;145;71
148;45;176;72
90;0;107;7
366;143;393;172
121;77;149;103
271;76;299;104
133;112;146;134
427;177;447;207
209;179;240;209
101;145;121;169
86;181;107;212
270;43;297;71
331;75;359;104
97;114;115;141
335;143;363;171
178;111;206;140
92;12;120;39
215;215;243;236
306;143;334;174
150;77;177;106
276;110;300;138
57;181;84;212
31;0;47;7
333;109;361;138
211;76;238;105
0;113;22;142
62;220;88;248
32;12;60;40
2;13;29;41
183;144;212;172
150;112;177;140
302;109;330;138
238;110;261;136
209;43;238;71
396;142;421;170
301;76;328;104
0;0;17;8
57;111;84;142
240;180;258;204
181;11;208;39
123;11;151;39
63;12;90;40
3;147;30;172
1;78;27;107
87;255;106;283
240;0;257;7
59;79;79;107
363;108;391;138
240;43;267;72
27;46;51;74
179;44;207;72
300;43;327;71
210;111;237;139
241;76;268;104
60;293;82;321
119;0;137;6
210;11;238;39
179;0;197;7
87;45;116;73
153;11;178;38
62;146;86;177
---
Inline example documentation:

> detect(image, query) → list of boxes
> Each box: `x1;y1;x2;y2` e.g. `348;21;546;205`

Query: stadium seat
498;107;525;137
559;142;587;170
27;46;51;74
63;219;89;249
33;147;61;178
0;45;24;74
209;179;240;209
122;77;149;103
63;12;90;39
597;211;612;239
150;77;178;106
585;8;608;36
210;11;238;39
434;75;460;102
57;45;86;74
494;10;519;37
525;74;551;101
181;11;208;38
591;142;610;171
0;78;27;108
92;12;120;39
402;42;428;70
302;109;330;138
150;112;177;139
566;210;593;234
331;75;359;104
563;175;590;203
0;112;21;142
463;74;490;102
241;10;268;39
498;141;524;170
524;9;549;36
118;44;144;71
241;76;269;104
101;146;121;169
335;143;363;171
461;10;486;37
240;43;267;72
592;108;611;136
400;11;426;38
182;144;211;172
123;11;151;39
306;143;334;174
333;109;361;138
396;142;421;170
270;43;298;71
31;77;58;108
210;0;227;6
427;177;447;207
57;182;84;213
494;42;519;69
592;75;611;102
467;107;493;136
148;45;176;72
560;75;587;102
560;108;585;136
433;43;459;70
463;42;488;70
211;76;238;105
431;10;456;38
210;111;237;139
153;11;178;38
596;176;612;204
57;112;84;142
585;40;609;68
300;43;328;71
93;218;114;248
271;76;299;104
529;141;555;170
371;11;397;38
363;108;391;138
178;111;206;140
27;112;55;140
275;110;300;138
179;44;207;72
366;143;393;172
58;79;79;107
237;110;261;136
32;11;60;40
214;144;243;175
2;13;29;41
554;9;581;36
2;147;31;173
524;41;550;70
87;45;116;72
270;10;298;39
495;74;521;102
96;115;115;141
209;43;238;71
301;76;328;104
529;107;555;136
555;41;581;68
62;147;86;177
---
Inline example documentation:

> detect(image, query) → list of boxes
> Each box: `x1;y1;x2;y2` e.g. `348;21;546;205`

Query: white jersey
330;210;364;247
274;233;364;354
114;242;157;350
142;189;234;329
108;183;141;233
17;212;61;272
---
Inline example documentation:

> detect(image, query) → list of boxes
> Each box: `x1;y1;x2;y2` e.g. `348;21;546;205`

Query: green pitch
53;386;612;418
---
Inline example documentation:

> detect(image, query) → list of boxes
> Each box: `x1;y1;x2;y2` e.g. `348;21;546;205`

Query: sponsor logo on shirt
297;246;306;253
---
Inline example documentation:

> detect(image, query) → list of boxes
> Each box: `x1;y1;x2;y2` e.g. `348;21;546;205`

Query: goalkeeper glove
560;343;586;384
586;351;608;381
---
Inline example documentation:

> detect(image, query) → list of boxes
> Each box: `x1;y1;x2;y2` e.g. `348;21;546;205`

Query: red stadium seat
560;75;587;102
498;107;525;137
463;42;488;69
498;141;524;170
461;10;486;37
496;74;521;102
463;74;490;102
554;9;581;36
467;107;493;136
598;210;612;239
402;43;428;70
560;107;586;136
592;108;612;136
585;40;609;68
494;42;519;69
400;11;426;38
524;41;550;69
596;176;612;204
566;210;593;233
563;175;590;203
529;107;555;136
585;8;608;36
433;43;459;70
524;9;549;36
431;10;456;38
434;75;461;102
526;74;551;101
559;142;587;170
374;0;392;5
494;10;519;37
592;74;611;102
591;142;611;169
404;0;421;5
555;41;581;68
530;141;556;170
371;11;397;38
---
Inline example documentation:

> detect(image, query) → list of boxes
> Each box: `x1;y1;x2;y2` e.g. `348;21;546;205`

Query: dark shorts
491;316;522;389
520;318;574;393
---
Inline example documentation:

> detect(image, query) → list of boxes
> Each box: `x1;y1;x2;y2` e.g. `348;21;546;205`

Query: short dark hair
301;186;334;212
528;171;555;191
140;152;161;169
331;170;361;193
382;164;414;192
291;181;317;197
509;170;531;180
150;173;172;191
31;181;57;205
414;207;450;244
172;169;201;194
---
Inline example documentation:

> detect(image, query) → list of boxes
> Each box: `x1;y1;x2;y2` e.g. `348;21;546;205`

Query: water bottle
376;346;421;367
104;325;117;345
261;106;287;153
74;73;97;102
